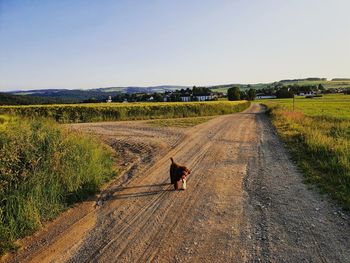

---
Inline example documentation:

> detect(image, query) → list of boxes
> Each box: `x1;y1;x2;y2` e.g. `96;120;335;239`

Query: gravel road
4;104;350;263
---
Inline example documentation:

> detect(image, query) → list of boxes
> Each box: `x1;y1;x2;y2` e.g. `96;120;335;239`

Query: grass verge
264;105;350;209
0;116;116;255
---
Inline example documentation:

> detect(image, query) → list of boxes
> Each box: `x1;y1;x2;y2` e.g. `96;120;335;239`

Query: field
258;94;350;208
257;94;350;119
0;101;250;123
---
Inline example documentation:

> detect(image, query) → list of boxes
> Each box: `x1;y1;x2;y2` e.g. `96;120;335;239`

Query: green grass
260;94;350;208
0;116;116;255
256;94;350;119
0;101;250;123
146;116;215;128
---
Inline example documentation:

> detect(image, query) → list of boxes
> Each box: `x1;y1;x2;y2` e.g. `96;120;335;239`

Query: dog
169;157;191;189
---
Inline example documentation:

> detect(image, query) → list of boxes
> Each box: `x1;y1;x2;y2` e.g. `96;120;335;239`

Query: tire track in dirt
67;109;258;263
69;115;232;262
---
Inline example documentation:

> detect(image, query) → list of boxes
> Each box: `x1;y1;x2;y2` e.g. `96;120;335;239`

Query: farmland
259;94;350;208
257;94;350;119
0;101;250;123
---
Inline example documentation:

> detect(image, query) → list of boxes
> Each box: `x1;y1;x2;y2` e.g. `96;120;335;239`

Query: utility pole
293;94;295;111
288;87;295;111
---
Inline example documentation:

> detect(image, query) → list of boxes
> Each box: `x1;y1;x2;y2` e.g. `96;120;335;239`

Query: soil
3;104;350;263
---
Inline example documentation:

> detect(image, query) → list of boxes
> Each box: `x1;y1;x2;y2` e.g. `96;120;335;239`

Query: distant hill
331;78;350;81
3;80;349;105
0;92;59;105
101;85;187;93
209;83;270;93
279;78;327;83
7;85;189;104
10;89;122;103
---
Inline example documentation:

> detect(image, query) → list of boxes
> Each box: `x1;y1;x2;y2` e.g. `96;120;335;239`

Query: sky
0;0;349;91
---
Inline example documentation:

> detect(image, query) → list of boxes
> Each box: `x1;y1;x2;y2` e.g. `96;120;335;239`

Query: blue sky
0;0;349;91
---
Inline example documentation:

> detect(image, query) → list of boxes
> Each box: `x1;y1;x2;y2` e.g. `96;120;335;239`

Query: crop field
0;101;250;123
259;94;350;208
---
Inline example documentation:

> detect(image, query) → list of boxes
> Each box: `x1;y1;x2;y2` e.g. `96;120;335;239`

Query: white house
180;96;191;102
298;91;314;96
193;94;217;101
256;95;277;99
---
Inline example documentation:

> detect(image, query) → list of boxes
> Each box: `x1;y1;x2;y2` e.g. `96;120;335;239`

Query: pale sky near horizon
0;0;349;91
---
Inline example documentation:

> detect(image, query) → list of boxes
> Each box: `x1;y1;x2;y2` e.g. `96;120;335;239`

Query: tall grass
265;104;350;208
0;101;250;123
0;116;115;254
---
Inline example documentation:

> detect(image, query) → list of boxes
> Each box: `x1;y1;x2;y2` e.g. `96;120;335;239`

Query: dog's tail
170;157;174;163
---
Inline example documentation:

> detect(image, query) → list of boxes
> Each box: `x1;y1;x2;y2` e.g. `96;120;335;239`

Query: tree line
227;87;256;101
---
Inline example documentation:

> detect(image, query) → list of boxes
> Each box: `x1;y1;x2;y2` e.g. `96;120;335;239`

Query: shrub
227;87;240;101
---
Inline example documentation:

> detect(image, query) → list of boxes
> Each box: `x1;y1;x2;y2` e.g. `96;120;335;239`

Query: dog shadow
106;183;174;200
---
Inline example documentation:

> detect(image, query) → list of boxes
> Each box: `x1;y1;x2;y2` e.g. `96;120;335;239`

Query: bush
0;117;115;254
227;87;240;101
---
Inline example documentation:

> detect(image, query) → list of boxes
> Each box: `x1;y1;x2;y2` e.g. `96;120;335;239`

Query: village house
193;94;217;101
256;94;277;99
162;87;221;102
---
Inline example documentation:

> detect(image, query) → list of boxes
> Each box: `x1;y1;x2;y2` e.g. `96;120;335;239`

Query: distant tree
227;86;240;100
169;93;181;102
153;93;164;102
247;88;256;101
276;87;293;98
318;84;325;92
240;90;247;100
82;97;99;103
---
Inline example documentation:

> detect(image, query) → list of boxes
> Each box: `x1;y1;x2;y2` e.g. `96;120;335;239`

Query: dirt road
5;104;350;263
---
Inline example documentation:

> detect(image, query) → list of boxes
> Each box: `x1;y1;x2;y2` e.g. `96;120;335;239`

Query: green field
260;94;350;208
256;94;350;119
0;101;250;123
